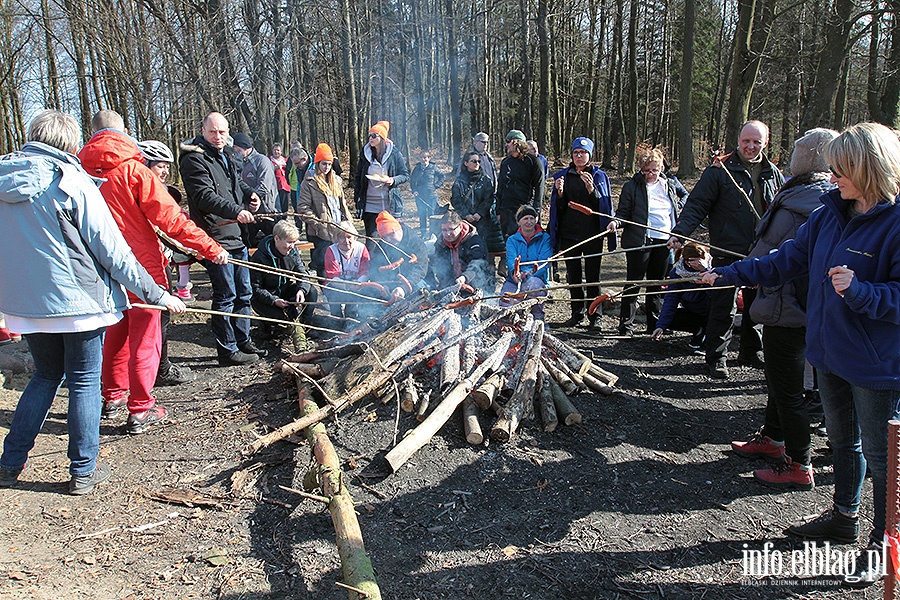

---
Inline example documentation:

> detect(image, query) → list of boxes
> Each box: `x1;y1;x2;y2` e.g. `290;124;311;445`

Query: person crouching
249;221;317;352
429;211;493;293
500;205;553;320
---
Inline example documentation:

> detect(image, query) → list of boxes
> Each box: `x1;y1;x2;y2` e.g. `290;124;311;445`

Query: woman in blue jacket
501;205;552;320
702;123;900;584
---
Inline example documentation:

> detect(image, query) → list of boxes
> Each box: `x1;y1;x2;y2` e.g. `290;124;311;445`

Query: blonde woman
298;143;352;274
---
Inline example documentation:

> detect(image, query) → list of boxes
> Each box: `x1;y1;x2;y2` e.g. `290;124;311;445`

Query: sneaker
155;363;195;386
0;466;24;487
102;397;126;419
688;330;705;353
238;341;268;358
617;326;634;338
753;459;814;490
218;350;259;366
561;314;584;328
126;405;168;435
0;327;10;345
68;463;111;496
708;360;729;379
842;540;886;588
737;350;765;369
9;332;21;342
787;507;859;544
175;283;196;303
732;431;786;460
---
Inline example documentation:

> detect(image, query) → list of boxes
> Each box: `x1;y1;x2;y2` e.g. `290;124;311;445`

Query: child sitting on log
250;220;317;351
651;242;712;353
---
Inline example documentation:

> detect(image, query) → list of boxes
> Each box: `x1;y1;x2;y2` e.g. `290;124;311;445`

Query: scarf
446;221;472;277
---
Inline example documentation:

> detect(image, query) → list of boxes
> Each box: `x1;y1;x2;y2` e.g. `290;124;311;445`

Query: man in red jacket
80;110;229;434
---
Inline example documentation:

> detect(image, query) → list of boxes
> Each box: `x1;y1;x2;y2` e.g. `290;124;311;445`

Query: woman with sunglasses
451;151;505;260
702;122;900;587
354;121;409;240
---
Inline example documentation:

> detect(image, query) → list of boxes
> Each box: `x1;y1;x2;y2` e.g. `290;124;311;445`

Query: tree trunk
676;0;696;177
798;0;854;131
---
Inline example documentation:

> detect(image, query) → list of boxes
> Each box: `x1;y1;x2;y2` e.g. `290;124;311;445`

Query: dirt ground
0;173;886;599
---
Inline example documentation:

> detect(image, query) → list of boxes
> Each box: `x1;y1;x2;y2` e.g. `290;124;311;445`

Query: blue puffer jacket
0;142;165;319
506;228;553;284
715;188;900;389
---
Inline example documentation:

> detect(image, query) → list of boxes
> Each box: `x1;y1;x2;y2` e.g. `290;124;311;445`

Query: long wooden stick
518;242;668;267
132;303;346;336
568;202;747;259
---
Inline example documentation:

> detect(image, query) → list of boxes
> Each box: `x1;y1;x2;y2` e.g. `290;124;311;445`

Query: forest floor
0;173;886;599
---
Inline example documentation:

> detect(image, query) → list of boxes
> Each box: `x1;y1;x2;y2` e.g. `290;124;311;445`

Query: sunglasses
368;133;381;139
469;159;481;164
829;165;843;178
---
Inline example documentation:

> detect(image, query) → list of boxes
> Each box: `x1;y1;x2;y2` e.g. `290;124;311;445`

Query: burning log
536;366;558;432
541;354;579;396
471;373;505;410
440;312;462;392
502;313;534;397
548;375;582;426
384;332;515;472
400;375;418;413
463;397;483;444
491;320;544;443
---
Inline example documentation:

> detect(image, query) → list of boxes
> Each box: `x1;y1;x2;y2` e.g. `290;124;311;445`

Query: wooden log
491;320;544;442
543;332;619;386
290;343;367;364
440;312;462;392
537;366;558;432
463;397;483;444
541;354;579;396
279;362;327;378
296;386;382;599
400;375;418;413
415;389;431;422
502;313;534;397
471;373;505;410
384;333;514;472
582;372;615;395
548;375;582;426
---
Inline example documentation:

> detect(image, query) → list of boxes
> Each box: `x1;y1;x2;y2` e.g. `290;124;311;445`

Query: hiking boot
238;341;268;358
561;314;584;328
218;350;259;366
753;459;814;490
737;350;765;369
0;466;24;487
126;405;168;435
732;431;786;461
587;316;603;332
101;397;126;419
788;507;859;544
617;325;634;338
708;360;729;379
68;463;111;496
842;540;886;588
155;363;195;386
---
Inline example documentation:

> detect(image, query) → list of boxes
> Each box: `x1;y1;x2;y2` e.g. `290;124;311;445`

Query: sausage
396;274;413;295
379;257;405;271
588;293;610;315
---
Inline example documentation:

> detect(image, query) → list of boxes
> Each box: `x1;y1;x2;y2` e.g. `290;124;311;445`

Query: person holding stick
0;110;184;494
669;120;783;378
651;242;712;352
615;147;681;337
323;221;371;322
701;122;900;587
547;137;617;330
500;205;552;320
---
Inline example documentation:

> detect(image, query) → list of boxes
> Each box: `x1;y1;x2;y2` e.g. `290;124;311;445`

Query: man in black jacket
180;112;267;366
429;211;492;292
668;120;784;379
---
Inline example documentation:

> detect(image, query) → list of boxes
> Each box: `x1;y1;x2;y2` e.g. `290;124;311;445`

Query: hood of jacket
79;129;143;178
364;139;394;164
0;141;89;205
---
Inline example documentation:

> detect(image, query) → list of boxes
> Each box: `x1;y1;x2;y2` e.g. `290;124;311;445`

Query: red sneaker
0;327;10;345
731;431;786;461
754;459;814;491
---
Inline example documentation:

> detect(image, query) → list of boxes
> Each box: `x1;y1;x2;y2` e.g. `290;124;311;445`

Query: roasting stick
132;303;347;336
517;242;669;267
300;213;417;263
567;202;747;259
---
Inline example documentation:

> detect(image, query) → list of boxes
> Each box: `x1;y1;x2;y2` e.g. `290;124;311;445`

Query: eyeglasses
641;168;660;175
368;133;380;139
829;165;843;178
469;159;481;164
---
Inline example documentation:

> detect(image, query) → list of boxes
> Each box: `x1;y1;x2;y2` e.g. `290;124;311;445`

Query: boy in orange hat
369;211;429;301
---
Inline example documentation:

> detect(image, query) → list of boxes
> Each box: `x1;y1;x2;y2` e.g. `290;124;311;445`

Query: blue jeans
819;369;900;539
203;248;252;355
0;329;105;477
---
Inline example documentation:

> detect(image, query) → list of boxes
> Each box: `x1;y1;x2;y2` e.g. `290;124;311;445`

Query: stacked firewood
255;285;618;471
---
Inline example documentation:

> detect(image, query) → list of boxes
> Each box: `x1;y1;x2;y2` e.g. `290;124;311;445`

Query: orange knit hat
376;211;401;237
314;143;334;163
369;121;390;140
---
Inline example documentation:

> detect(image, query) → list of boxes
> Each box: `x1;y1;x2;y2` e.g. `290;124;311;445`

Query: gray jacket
0;142;165;319
747;175;833;327
241;148;278;213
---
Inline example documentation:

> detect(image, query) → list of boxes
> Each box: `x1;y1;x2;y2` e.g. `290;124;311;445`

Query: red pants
101;307;161;414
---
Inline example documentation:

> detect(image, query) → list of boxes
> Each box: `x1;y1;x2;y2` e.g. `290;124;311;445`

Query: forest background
0;0;897;177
